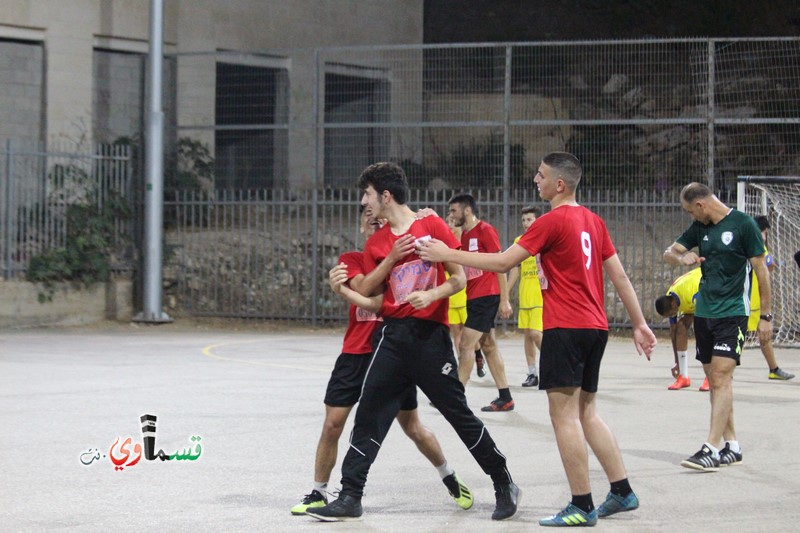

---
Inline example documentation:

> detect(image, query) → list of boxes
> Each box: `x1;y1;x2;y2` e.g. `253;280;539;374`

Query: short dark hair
448;193;477;215
680;182;712;203
541;152;582;189
754;215;770;232
357;162;410;205
654;294;677;317
521;205;541;217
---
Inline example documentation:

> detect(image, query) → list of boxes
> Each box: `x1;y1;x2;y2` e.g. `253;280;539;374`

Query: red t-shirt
516;205;616;330
461;220;501;299
363;216;461;324
339;251;382;354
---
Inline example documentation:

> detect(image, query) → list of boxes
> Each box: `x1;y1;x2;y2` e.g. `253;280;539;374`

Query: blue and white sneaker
597;491;639;518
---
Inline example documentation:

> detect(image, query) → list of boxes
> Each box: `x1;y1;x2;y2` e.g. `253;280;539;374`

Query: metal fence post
707;40;716;189
502;45;512;248
4;139;13;280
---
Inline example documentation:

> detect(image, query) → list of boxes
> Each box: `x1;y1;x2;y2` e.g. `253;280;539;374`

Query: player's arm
405;262;466;310
603;253;657;359
507;265;520;290
417;240;529;273
329;263;383;314
669;321;679;365
664;241;703;266
765;253;776;273
751;254;773;344
351;235;415;297
497;269;512;319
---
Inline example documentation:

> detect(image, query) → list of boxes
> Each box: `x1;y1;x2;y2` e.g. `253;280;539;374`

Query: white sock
678;351;689;377
314;481;328;493
726;440;741;453
435;461;454;479
704;442;720;459
528;365;537;375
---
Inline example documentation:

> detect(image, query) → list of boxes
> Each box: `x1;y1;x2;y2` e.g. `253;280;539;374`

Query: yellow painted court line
201;338;328;373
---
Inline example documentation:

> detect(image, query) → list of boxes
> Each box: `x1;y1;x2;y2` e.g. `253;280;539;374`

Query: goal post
737;176;800;347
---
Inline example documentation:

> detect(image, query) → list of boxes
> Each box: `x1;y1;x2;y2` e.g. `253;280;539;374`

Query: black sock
571;493;594;513
610;478;632;498
498;387;512;401
475;349;483;359
771;366;779;373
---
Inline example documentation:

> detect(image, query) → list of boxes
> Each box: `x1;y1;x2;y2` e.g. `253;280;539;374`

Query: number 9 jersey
516;205;616;330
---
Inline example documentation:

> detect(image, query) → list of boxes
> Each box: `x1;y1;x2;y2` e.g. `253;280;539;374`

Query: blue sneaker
597;491;639;518
539;503;598;527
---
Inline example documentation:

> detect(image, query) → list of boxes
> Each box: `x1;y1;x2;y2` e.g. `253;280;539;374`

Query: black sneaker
476;351;487;378
719;443;743;466
522;373;539;387
290;489;327;515
492;482;520;520
680;444;719;472
481;397;514;412
306;494;363;522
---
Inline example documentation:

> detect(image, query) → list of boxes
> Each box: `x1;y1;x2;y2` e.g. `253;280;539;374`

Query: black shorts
324;352;417;409
465;294;500;333
539;328;608;393
693;316;748;366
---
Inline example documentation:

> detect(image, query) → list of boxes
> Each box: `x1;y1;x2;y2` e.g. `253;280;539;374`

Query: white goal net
737;176;800;348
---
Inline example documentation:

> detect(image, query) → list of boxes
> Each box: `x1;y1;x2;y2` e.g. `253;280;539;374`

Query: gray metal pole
134;0;171;322
4;139;13;280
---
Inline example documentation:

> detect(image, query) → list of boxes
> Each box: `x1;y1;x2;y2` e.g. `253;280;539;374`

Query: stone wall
0;278;133;328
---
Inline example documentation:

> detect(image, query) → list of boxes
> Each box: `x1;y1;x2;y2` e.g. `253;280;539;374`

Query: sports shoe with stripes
539;503;598;527
680;444;719;472
719;443;743;466
442;472;473;509
290;489;327;515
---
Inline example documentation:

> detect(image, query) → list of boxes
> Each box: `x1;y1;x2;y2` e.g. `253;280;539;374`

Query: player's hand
671;363;680;378
633;325;657;361
415;207;439;219
328;263;349;294
386;234;416;264
416;238;449;262
405;290;434;310
499;300;513;320
680;252;704;266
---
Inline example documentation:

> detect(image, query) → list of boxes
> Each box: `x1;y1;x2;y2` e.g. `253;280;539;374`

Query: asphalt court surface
1;322;798;532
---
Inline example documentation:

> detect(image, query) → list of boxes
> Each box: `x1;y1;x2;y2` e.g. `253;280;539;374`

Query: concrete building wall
0;0;423;186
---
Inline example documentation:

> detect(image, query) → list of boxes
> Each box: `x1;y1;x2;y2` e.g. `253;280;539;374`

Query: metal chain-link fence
162;38;800;326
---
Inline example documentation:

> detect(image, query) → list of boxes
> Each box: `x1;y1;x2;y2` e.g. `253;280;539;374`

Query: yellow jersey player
749;216;794;380
654;268;707;391
507;206;543;387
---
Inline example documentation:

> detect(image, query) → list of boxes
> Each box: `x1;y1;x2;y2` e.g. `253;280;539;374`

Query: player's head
358;162;410;215
520;205;540;231
755;214;770;233
535;152;582;200
655;294;679;318
447;193;476;227
680;182;715;224
359;204;381;238
446;213;461;235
